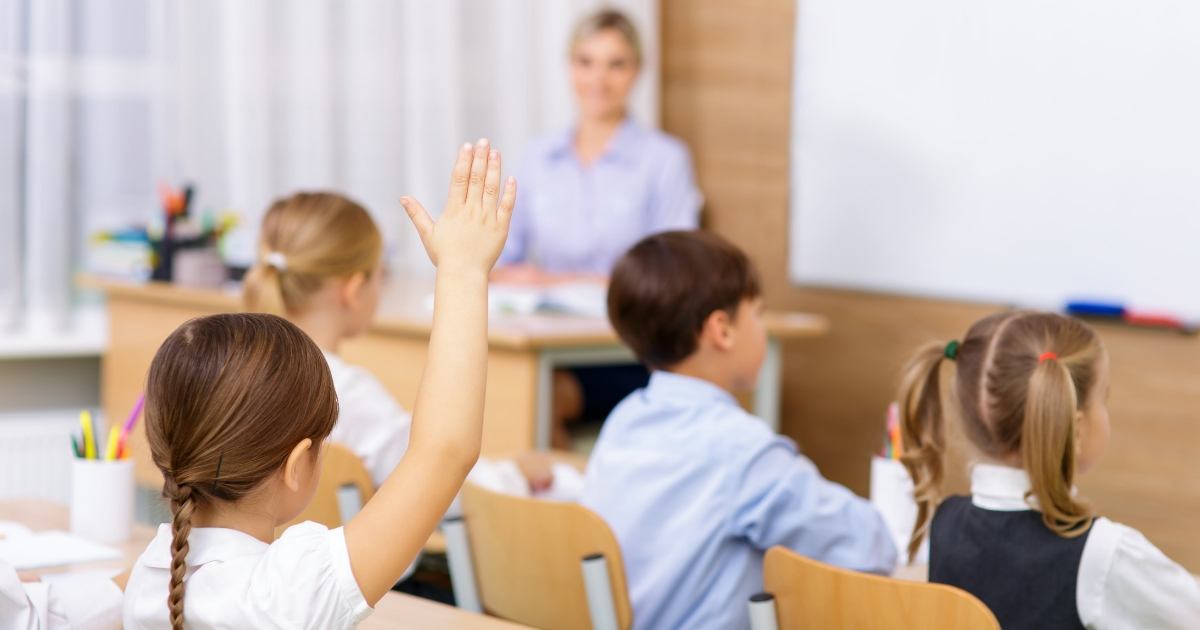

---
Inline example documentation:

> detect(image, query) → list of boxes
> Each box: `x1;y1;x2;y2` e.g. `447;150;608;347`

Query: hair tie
1039;351;1058;364
212;452;224;494
263;252;288;272
943;340;960;361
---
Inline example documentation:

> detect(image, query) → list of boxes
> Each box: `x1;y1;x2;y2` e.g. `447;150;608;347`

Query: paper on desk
0;523;121;570
488;283;608;319
37;567;122;586
869;457;929;565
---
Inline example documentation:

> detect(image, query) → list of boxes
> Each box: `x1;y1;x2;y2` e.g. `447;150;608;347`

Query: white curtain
0;0;659;333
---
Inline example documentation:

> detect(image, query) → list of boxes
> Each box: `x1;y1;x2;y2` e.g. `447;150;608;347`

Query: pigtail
242;262;288;316
168;482;197;630
896;342;951;563
1023;355;1093;537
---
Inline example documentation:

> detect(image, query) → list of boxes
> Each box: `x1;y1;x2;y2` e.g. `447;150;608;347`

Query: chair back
278;443;375;534
461;481;633;630
763;546;999;630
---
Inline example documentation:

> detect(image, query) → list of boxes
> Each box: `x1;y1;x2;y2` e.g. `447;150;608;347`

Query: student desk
80;275;829;489
0;499;534;629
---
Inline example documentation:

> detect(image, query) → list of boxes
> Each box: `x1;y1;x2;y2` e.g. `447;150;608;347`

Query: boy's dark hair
607;231;761;369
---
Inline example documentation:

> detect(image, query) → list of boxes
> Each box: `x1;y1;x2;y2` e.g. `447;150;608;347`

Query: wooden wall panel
661;0;1200;571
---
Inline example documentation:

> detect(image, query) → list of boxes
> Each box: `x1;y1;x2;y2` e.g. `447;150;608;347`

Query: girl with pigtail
123;139;516;628
897;310;1200;629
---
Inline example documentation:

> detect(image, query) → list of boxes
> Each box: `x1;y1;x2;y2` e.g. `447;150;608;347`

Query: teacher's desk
80;275;829;489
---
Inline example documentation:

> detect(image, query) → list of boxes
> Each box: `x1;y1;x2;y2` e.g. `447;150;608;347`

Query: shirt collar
141;523;270;569
970;463;1040;511
547;118;641;164
643;370;738;408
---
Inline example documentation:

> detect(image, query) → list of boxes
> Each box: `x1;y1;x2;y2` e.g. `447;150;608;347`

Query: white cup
70;458;135;543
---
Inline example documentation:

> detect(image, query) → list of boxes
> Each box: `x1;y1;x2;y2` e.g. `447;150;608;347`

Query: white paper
0;529;121;570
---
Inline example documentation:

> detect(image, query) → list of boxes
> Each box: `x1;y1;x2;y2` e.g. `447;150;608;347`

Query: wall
661;0;1200;572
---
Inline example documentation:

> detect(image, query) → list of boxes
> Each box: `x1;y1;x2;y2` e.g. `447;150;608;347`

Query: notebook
0;521;122;570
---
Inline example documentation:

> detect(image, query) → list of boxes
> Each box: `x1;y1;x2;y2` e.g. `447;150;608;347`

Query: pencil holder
70;458;134;543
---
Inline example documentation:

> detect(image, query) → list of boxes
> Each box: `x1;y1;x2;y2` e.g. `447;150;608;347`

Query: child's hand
400;139;516;275
514;451;555;493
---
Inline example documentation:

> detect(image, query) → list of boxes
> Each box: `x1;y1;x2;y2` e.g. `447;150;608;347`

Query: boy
581;231;896;630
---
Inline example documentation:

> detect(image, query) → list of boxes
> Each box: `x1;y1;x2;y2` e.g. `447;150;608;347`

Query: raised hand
400;138;516;275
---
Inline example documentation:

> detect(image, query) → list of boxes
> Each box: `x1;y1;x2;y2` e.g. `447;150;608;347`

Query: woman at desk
492;10;703;447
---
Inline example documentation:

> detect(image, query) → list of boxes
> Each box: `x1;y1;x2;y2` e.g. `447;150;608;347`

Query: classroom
1;1;1198;628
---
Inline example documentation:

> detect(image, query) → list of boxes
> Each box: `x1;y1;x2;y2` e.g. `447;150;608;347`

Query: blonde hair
898;311;1102;562
571;9;642;66
145;314;338;629
243;192;383;316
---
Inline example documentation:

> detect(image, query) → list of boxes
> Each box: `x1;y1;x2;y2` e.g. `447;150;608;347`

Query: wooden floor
660;0;1200;572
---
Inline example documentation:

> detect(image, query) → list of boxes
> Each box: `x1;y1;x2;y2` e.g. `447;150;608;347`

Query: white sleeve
248;523;372;628
329;364;412;487
46;577;123;630
1078;517;1200;629
0;559;45;630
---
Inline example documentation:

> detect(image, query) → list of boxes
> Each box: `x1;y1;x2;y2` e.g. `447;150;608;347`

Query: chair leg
581;553;620;630
748;593;779;630
442;517;482;613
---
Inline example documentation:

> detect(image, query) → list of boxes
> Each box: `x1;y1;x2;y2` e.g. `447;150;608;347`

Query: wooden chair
749;546;999;630
277;442;375;535
453;481;633;630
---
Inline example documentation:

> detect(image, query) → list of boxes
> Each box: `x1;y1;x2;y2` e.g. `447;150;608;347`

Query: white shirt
0;559;122;630
970;463;1200;629
124;522;370;629
323;352;411;487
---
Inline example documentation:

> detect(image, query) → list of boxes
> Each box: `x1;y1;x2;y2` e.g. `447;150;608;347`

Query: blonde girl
123;139;516;628
242;193;404;488
898;310;1200;629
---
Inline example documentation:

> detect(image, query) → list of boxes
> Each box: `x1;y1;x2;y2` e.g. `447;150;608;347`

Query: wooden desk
81;275;829;488
0;499;531;630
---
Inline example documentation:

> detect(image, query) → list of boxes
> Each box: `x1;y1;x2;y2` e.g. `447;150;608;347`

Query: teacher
494;9;702;281
494;9;704;448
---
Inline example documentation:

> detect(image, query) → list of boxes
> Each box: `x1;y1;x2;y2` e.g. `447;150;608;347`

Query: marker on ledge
1066;301;1197;334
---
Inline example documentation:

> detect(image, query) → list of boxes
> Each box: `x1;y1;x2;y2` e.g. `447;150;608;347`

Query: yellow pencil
80;410;96;460
104;425;120;461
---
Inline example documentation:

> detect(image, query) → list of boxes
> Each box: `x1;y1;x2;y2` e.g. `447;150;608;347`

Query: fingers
465;138;490;208
497;176;517;227
482;148;502;211
447;142;473;203
399;196;435;242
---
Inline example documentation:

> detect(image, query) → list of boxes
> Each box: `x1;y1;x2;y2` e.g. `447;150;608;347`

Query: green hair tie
944;340;960;361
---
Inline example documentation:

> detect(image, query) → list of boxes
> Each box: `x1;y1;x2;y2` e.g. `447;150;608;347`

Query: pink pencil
117;393;145;459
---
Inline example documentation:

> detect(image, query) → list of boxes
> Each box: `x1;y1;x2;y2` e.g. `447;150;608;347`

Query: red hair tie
1038;351;1058;364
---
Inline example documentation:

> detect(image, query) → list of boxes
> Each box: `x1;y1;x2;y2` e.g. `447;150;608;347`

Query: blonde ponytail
896;310;1102;552
1023;355;1093;536
897;343;951;563
243;192;383;316
242;263;288;317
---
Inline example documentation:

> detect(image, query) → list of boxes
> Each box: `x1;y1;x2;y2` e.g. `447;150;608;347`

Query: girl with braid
898;310;1200;629
123;139;516;628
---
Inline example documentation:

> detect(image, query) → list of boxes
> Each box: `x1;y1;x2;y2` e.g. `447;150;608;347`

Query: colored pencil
116;393;145;459
80;410;96;460
105;425;120;461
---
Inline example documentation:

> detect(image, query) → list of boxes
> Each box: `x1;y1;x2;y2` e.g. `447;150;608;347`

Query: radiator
0;410;84;504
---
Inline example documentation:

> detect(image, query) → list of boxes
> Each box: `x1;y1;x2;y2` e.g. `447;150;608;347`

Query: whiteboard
789;0;1200;318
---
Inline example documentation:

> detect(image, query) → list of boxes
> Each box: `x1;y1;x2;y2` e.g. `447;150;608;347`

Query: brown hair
898;311;1103;562
145;313;339;629
243;192;383;316
571;8;643;66
608;230;761;369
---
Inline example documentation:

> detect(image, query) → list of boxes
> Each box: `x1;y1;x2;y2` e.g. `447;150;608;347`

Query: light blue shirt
581;371;897;630
498;120;702;274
